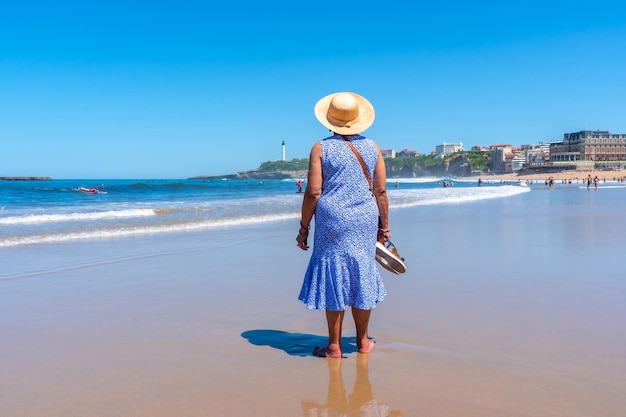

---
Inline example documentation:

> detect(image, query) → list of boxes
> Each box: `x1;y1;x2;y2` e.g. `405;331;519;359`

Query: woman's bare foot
358;339;375;354
313;345;342;358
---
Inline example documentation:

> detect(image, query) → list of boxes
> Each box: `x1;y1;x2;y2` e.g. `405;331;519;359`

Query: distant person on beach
296;92;390;358
296;180;303;192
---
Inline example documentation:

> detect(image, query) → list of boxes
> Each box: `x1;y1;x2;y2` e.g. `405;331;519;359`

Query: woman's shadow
241;329;358;357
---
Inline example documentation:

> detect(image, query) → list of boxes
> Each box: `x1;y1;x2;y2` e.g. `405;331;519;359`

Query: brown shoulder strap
342;136;373;191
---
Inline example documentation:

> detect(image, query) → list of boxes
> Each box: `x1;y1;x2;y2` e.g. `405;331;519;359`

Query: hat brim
314;92;375;135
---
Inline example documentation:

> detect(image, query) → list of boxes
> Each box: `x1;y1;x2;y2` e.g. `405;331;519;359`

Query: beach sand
2;186;626;417
468;168;626;183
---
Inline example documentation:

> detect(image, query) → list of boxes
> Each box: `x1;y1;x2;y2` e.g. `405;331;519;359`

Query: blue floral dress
298;134;387;311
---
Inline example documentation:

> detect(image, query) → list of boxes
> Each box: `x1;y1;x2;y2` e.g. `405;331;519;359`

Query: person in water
296;92;390;358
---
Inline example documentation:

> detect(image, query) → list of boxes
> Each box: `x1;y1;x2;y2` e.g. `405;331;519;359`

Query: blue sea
0;176;608;248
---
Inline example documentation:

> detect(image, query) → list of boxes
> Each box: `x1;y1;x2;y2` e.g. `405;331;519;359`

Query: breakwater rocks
0;177;52;181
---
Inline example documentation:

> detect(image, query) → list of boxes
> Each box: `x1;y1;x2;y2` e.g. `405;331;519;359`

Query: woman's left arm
372;145;391;241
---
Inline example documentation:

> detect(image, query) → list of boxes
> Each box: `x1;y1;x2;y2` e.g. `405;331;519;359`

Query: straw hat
314;92;375;135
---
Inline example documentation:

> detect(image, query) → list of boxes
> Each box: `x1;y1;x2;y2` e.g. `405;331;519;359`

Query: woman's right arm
297;142;322;250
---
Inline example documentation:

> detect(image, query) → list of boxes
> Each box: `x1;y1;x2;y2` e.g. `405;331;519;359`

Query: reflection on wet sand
301;354;402;417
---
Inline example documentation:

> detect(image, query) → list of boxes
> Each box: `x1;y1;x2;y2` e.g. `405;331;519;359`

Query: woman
296;92;391;358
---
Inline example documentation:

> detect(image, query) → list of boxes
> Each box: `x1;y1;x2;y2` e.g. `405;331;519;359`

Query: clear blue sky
1;1;625;179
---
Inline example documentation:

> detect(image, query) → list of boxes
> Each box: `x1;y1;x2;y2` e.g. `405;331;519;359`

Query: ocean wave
282;177;450;184
389;185;530;208
0;183;530;248
389;177;446;184
0;208;157;225
0;212;300;248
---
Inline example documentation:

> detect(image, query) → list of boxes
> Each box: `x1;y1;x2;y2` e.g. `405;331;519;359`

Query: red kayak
77;187;100;194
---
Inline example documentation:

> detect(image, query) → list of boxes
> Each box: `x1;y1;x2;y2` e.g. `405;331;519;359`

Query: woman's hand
296;223;310;250
377;228;391;243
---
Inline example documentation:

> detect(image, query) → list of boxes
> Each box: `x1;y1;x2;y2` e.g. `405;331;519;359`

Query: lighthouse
282;140;286;161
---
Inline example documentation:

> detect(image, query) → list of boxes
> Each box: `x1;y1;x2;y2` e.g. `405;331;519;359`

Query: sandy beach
2;184;626;417
468;168;626;183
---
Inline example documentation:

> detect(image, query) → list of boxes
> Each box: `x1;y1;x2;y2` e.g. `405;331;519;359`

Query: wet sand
1;185;625;416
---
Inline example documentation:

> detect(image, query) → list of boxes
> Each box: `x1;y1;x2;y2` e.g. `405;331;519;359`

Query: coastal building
380;148;396;158
522;143;551;167
489;144;513;173
435;142;463;159
281;141;286;161
397;148;419;157
511;155;526;172
550;130;626;170
487;143;551;173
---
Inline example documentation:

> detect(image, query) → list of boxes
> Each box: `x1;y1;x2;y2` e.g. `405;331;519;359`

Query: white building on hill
435;142;463;159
